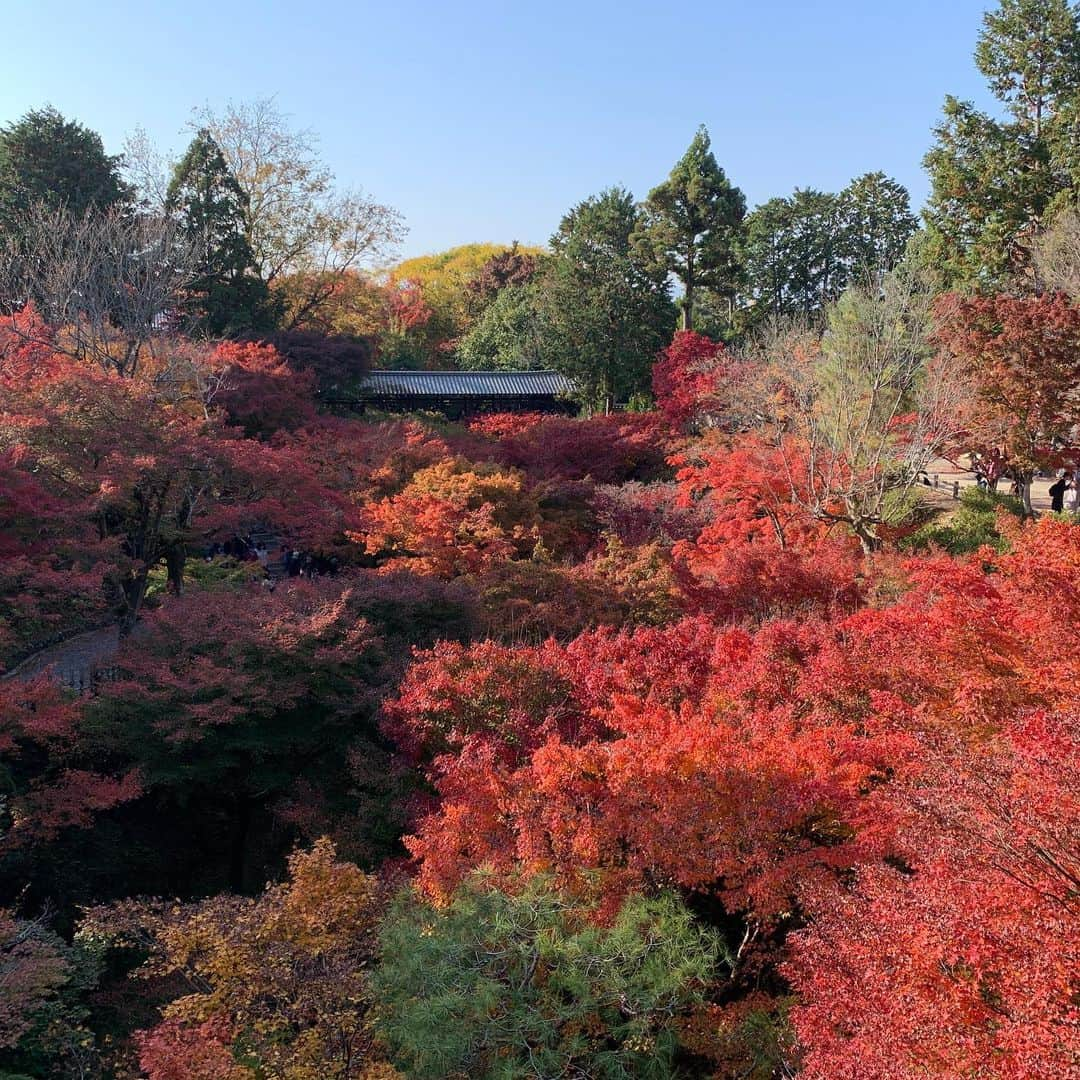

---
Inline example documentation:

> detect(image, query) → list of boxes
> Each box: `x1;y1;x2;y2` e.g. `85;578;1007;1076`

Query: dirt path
924;459;1054;512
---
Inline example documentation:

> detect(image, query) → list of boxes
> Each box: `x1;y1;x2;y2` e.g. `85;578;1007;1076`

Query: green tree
741;189;842;321
923;0;1080;285
0;106;130;238
456;283;547;370
838;171;919;283
741;177;916;323
637;125;745;330
375;875;723;1080
166;129;276;336
740;196;797;321
540;187;676;412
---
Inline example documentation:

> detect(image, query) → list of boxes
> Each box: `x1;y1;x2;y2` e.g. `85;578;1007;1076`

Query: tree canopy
166;129;277;336
0;106;130;238
923;0;1080;285
637;125;746;331
540;187;676;411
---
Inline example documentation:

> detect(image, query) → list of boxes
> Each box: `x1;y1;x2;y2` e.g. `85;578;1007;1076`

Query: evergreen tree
166;129;276;336
0;106;130;237
376;876;722;1080
838;171;919;284
456;283;546;371
742;189;842;321
741;177;917;322
923;0;1080;285
539;187;676;412
741;196;797;322
638;125;745;330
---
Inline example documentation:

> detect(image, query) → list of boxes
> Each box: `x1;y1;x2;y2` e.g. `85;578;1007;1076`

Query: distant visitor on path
1050;471;1067;513
1064;475;1080;514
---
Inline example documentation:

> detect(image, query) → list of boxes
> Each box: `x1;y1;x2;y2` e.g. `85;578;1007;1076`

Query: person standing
1065;475;1080;515
1050;471;1068;513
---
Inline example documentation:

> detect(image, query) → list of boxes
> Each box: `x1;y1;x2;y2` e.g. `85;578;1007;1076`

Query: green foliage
905;486;1025;554
166;129;277;336
740;174;917;323
731;1004;800;1079
840;172;920;281
456;283;546;370
145;557;263;602
923;0;1080;286
539;188;676;412
375;875;723;1079
184;555;267;591
377;328;430;369
637;125;746;330
0;106;130;238
742;190;839;322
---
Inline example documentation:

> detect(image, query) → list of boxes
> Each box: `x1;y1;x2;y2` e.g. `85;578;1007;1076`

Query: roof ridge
365;369;564;376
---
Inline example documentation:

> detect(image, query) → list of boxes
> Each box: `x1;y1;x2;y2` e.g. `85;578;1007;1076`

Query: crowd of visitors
202;537;340;587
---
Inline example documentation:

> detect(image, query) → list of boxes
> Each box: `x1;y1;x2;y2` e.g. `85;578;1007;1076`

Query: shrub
375;875;723;1080
905;486;1024;555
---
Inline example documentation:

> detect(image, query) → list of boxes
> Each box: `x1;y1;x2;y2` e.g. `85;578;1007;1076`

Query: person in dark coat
1049;471;1068;513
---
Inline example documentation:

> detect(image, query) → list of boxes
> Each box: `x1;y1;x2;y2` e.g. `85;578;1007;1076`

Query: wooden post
952;480;960;500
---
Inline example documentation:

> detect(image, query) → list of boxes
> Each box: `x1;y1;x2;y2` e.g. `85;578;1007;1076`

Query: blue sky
3;0;997;260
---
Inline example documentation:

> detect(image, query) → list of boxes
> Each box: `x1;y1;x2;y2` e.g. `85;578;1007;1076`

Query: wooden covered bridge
335;370;578;418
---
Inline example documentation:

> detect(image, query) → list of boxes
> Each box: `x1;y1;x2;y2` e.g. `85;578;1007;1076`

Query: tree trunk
852;520;881;556
165;544;186;595
1020;471;1034;518
683;248;695;332
119;569;149;637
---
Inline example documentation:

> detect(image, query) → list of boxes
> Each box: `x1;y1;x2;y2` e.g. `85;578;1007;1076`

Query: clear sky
3;0;998;261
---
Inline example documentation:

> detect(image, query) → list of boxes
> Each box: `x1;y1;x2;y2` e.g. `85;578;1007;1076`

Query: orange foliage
114;841;397;1080
673;433;866;621
356;458;543;576
387;519;1080;1077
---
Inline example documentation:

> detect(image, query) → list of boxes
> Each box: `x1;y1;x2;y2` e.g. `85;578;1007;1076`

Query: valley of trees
1;2;1078;1077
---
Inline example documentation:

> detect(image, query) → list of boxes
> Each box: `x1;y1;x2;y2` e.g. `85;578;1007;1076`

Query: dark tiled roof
358;370;576;397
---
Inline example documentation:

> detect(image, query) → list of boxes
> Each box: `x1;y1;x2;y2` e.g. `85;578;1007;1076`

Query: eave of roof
357;370;576;397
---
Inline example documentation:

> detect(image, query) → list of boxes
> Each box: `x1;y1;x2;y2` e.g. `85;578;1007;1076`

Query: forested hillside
1;2;1079;1078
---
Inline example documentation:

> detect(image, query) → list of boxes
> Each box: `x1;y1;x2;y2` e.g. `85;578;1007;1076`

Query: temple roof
356;370;576;397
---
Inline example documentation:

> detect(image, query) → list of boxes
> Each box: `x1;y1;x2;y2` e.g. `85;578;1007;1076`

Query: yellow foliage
141;839;388;1079
388;243;545;337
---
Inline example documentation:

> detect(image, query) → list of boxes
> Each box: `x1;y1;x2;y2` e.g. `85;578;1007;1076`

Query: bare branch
739;270;971;551
0;202;196;378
